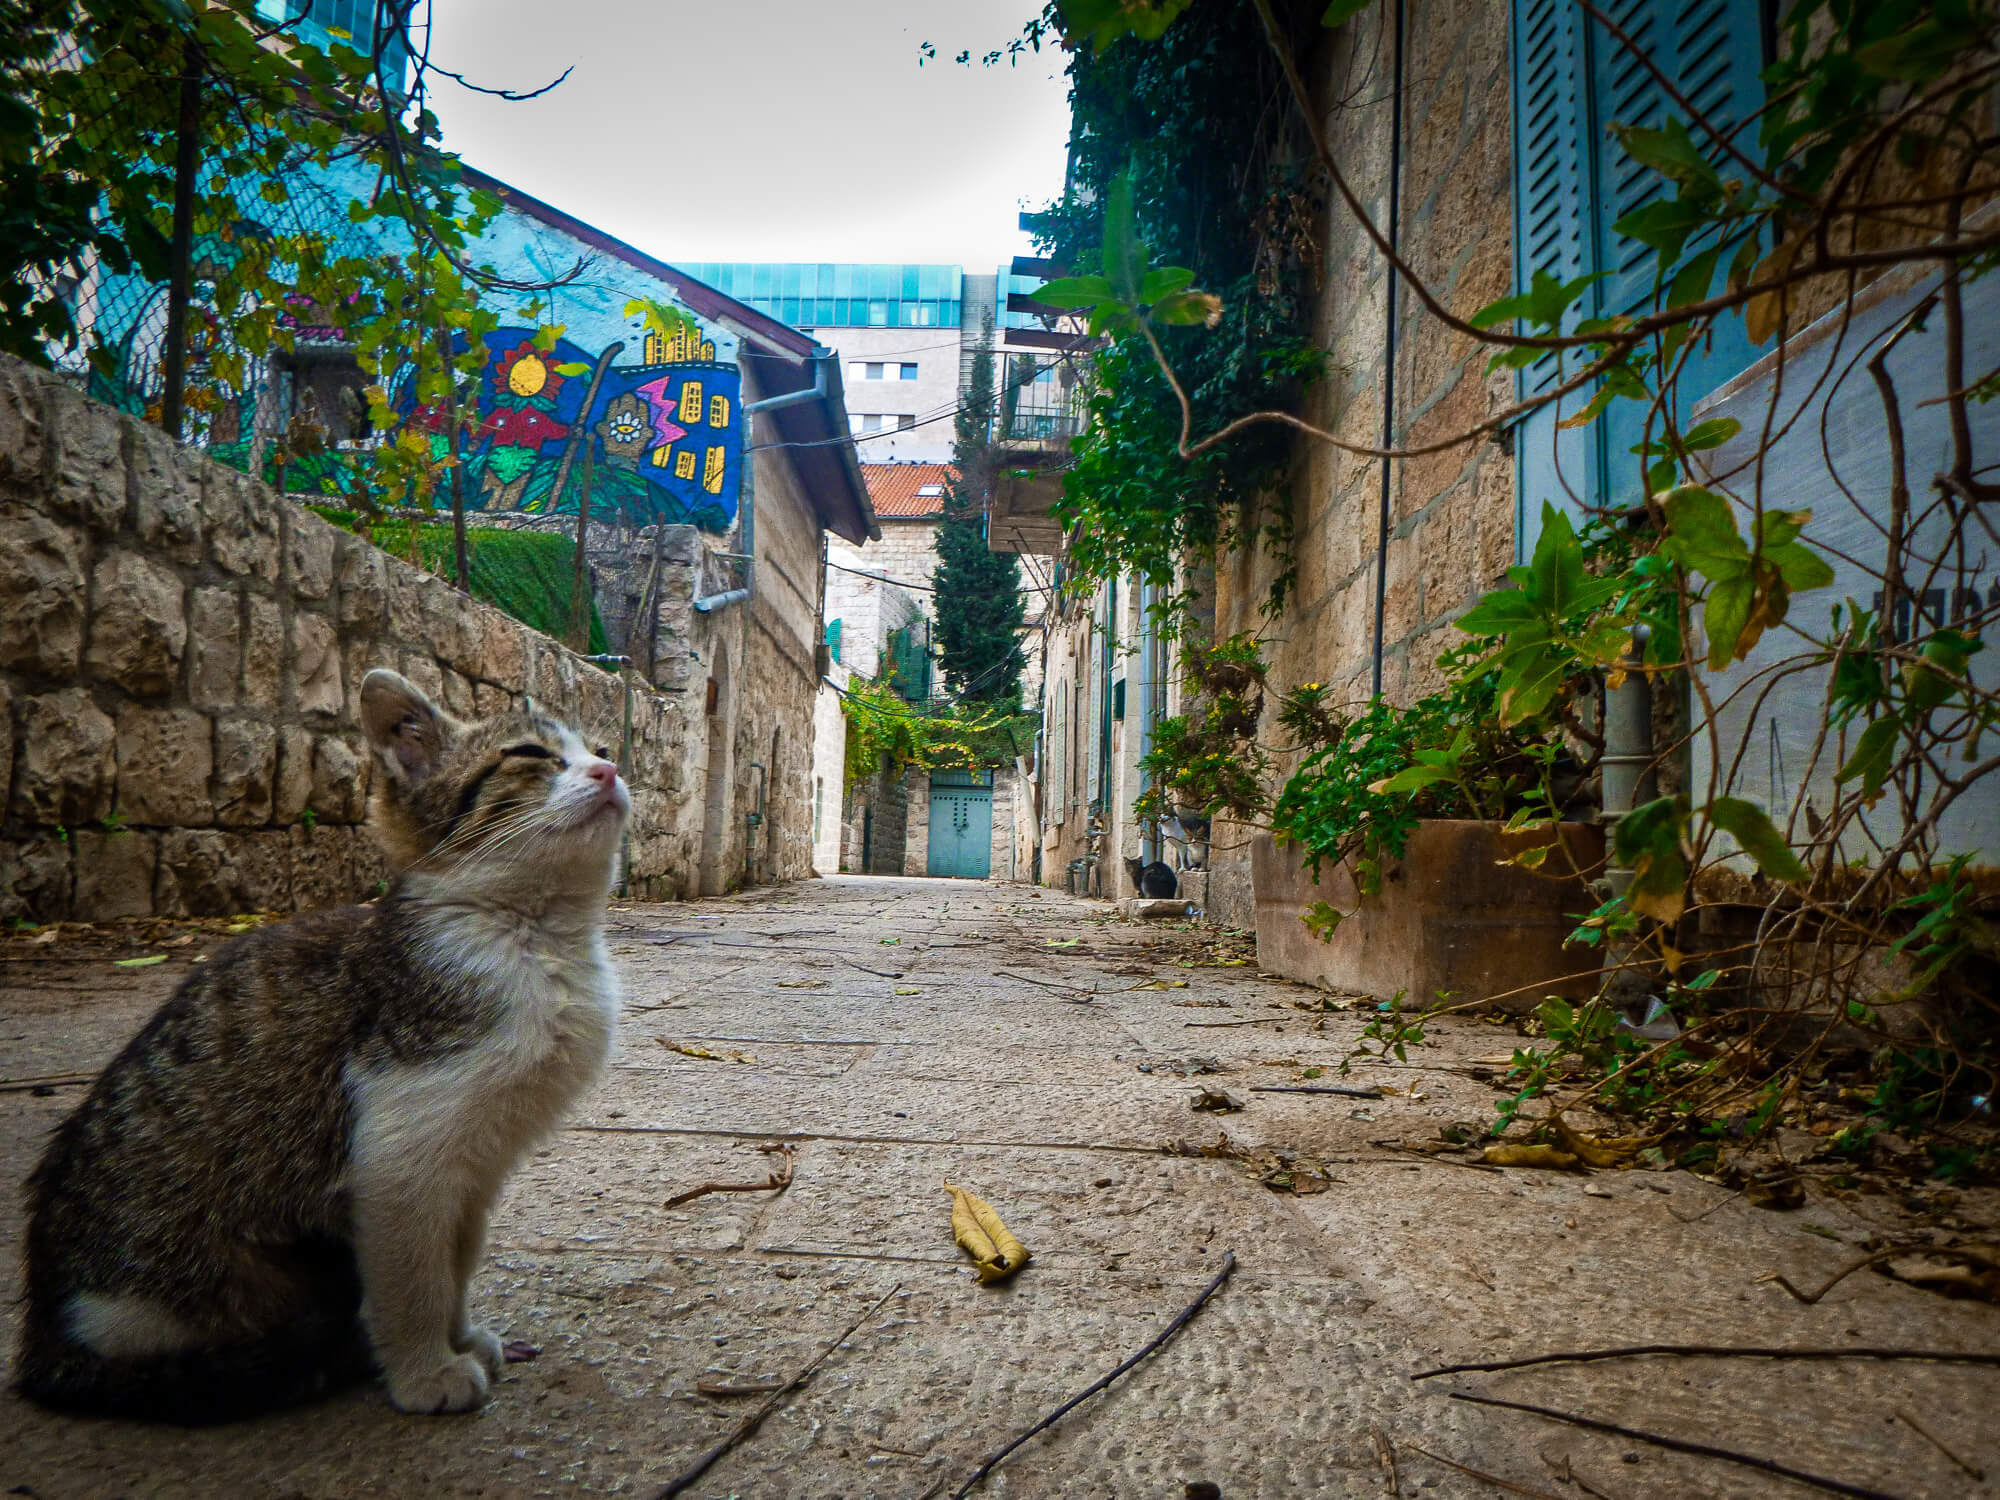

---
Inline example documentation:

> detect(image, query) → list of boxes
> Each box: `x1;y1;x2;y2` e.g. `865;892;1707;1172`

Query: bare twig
1447;1391;1905;1500
1894;1407;1984;1481
0;1071;96;1094
663;1143;796;1209
949;1251;1238;1498
1761;1247;1913;1304
1250;1083;1385;1098
1370;1425;1400;1496
1398;1443;1568;1500
1184;1015;1293;1028
649;1282;902;1499
995;969;1095;993
837;954;906;979
1412;1343;2000;1381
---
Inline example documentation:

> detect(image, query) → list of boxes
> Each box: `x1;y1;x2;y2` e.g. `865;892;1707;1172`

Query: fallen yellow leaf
1483;1143;1583;1171
658;1039;756;1064
944;1181;1031;1284
1550;1111;1649;1169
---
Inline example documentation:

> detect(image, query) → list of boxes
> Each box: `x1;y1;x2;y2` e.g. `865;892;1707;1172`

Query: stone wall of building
0;354;711;922
1203;0;1517;927
734;406;832;888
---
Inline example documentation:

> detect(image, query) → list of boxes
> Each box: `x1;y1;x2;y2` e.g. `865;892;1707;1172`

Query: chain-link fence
31;12;406;496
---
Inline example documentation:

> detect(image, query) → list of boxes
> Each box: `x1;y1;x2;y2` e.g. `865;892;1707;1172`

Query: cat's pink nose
584;761;617;789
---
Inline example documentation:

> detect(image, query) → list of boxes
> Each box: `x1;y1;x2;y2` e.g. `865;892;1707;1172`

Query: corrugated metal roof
863;463;957;517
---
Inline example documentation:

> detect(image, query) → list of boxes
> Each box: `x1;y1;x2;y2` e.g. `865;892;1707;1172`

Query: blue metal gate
927;769;992;879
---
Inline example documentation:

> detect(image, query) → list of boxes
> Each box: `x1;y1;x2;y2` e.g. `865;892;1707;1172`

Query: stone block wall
0;354;702;922
1203;0;1517;926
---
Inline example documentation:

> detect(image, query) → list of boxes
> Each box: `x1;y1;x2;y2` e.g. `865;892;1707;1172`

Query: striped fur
16;669;629;1422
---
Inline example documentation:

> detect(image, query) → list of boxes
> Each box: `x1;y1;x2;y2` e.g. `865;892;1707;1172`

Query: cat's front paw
455;1323;505;1379
386;1352;490;1414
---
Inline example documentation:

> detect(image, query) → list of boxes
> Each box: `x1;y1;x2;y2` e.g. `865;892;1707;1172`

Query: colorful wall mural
405;329;743;531
68;153;754;534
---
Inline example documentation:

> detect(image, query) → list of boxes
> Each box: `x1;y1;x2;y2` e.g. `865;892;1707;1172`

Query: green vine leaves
1453;504;1638;727
1030;174;1222;335
1656;485;1834;669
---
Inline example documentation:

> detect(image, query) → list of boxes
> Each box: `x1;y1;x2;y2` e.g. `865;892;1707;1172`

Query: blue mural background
406;329;743;530
73;153;748;533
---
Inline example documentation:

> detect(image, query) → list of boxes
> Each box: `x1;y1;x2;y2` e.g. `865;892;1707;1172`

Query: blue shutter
1511;0;1595;555
1587;0;1765;505
1512;0;1765;554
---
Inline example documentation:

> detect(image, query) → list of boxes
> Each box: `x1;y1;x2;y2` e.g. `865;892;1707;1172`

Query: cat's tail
15;1304;377;1425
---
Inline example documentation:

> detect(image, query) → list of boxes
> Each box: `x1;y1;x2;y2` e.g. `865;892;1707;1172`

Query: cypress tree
933;345;1027;705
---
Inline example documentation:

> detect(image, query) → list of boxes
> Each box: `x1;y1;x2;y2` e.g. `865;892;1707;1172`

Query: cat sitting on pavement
16;669;629;1422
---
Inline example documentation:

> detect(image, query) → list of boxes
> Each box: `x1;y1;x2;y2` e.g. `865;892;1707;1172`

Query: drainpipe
692;343;835;614
1370;0;1407;697
581;652;635;897
1598;627;1656;1009
744;759;767;883
1134;580;1159;866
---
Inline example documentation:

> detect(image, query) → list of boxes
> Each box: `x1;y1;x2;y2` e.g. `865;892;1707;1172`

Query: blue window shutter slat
1588;0;1765;505
1511;0;1594;557
1512;0;1765;554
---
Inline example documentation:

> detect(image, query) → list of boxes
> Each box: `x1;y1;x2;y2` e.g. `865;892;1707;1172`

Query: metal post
1598;627;1657;1011
582;653;635;897
161;48;203;441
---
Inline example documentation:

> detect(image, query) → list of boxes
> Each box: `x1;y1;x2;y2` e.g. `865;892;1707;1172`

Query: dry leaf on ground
658;1040;756;1064
944;1181;1031;1284
1550;1111;1651;1168
1483;1143;1583;1171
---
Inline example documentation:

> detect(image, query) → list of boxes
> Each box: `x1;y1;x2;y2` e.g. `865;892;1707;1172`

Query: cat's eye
595;745;612;760
502;743;556;762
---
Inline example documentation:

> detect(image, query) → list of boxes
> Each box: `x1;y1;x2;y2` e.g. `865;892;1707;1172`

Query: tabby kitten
17;668;629;1422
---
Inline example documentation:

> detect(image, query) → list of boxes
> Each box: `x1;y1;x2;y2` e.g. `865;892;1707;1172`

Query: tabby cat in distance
16;669;629;1422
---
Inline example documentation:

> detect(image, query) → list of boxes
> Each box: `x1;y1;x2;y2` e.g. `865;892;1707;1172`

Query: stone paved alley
3;877;1997;1498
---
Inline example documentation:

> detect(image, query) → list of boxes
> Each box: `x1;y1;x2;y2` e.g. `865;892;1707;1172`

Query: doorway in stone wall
927;768;992;879
697;644;732;896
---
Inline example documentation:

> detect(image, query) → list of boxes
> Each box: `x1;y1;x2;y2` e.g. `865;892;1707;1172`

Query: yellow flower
507;352;549;397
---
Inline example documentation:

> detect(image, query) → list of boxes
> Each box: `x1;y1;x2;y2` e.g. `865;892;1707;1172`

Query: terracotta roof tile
862;463;956;517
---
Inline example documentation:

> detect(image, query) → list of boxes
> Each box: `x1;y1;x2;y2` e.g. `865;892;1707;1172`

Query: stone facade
0;354;834;921
1197;0;1516;926
1028;1;1519;923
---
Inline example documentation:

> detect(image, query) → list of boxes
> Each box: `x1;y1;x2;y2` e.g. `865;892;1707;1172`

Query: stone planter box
1251;821;1605;1012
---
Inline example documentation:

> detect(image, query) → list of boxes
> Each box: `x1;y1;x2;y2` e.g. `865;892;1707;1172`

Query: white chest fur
347;902;622;1187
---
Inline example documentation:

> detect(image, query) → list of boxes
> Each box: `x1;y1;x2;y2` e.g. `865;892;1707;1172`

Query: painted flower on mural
491;340;567;410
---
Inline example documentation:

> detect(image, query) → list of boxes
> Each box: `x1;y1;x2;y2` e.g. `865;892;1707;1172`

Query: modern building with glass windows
671;264;1073;464
677;264;963;332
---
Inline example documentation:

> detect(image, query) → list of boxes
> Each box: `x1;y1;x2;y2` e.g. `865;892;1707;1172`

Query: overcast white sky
424;0;1072;270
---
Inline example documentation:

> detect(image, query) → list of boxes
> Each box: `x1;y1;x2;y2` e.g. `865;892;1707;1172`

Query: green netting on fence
310;508;608;656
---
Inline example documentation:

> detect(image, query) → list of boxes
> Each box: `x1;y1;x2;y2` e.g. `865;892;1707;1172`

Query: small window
916;484;944;496
868;301;888;326
866;362;885;380
899;363;918;380
897;414;915;431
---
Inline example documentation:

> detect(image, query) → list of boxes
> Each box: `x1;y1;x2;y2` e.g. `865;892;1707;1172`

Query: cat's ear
360;668;458;784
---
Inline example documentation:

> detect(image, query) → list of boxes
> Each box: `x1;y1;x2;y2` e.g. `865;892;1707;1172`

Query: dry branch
649;1282;902;1499
1448;1391;1905;1500
1411;1342;2000;1380
663;1143;795;1209
949;1251;1238;1497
